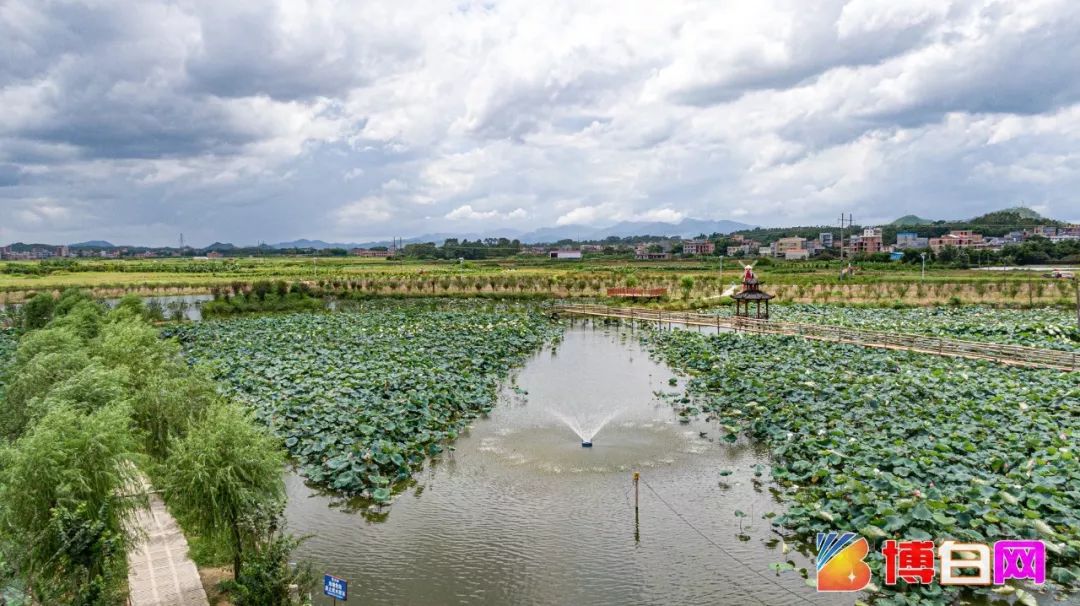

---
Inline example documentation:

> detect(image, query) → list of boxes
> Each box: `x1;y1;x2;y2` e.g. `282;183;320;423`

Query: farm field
645;328;1080;605
3;256;1077;308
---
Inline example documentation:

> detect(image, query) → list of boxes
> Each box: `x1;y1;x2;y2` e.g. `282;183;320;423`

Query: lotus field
645;329;1080;603
714;304;1080;352
166;301;561;502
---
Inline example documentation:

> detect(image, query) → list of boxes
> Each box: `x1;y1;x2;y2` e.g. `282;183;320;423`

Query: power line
639;477;818;606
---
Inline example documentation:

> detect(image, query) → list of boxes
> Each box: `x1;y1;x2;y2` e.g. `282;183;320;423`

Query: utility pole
839;213;853;261
1075;274;1079;330
920;252;926;281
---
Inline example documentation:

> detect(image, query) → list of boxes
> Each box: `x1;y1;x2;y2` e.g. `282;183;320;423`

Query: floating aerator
581;440;593;447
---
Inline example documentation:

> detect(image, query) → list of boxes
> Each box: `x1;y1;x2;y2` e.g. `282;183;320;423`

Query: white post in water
633;471;640;543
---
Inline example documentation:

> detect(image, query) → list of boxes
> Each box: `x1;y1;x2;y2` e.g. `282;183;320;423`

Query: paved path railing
554;303;1080;372
127;476;208;606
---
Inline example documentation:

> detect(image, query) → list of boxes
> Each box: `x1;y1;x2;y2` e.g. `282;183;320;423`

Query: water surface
285;325;841;605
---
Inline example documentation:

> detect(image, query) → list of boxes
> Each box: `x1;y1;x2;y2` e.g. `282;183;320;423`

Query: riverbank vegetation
166;300;561;502
0;291;311;605
645;329;1080;604
201;280;327;316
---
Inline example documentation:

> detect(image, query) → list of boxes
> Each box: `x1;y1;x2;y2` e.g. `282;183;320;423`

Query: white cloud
445;204;498;221
4;0;1080;245
336;196;394;224
445;204;529;221
631;208;685;223
555;205;610;226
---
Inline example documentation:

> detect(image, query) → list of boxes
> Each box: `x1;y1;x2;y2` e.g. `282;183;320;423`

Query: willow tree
162;402;284;578
0;403;142;605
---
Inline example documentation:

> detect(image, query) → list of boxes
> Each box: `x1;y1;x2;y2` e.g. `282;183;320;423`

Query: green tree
2;347;92;439
20;293;55;332
131;370;218;461
93;318;177;390
110;294;147;320
51;300;106;340
53;289;94;317
0;403;141;605
162;402;285;579
679;275;696;300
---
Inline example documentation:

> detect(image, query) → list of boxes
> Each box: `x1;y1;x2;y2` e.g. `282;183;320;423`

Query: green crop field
3;256;1076;309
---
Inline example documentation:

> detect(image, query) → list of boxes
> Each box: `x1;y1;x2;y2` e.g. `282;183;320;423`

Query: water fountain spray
546;408;622;448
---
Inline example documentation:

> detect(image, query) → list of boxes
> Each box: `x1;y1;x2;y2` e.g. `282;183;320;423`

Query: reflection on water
285;325;844;605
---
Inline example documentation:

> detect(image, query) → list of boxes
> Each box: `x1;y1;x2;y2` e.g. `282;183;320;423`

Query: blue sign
324;574;347;601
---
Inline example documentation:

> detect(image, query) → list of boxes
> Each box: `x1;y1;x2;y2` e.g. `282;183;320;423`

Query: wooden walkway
127;476;209;606
554;303;1080;372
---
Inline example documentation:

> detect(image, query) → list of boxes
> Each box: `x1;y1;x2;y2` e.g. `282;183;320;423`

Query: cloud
445;204;529;221
555;205;611;226
3;0;1080;245
336;196;394;224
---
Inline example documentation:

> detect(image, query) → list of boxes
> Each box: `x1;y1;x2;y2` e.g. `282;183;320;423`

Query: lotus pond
166;300;562;501
707;304;1080;352
283;324;838;606
165;300;1079;604
645;328;1080;604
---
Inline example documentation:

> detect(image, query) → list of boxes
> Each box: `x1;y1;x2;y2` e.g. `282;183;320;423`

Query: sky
2;0;1080;247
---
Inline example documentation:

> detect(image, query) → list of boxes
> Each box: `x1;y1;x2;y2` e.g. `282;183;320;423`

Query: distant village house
681;239;715;255
549;250;583;260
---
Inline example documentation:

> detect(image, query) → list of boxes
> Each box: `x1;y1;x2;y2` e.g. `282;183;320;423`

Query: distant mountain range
270;218;755;249
23;208;1061;251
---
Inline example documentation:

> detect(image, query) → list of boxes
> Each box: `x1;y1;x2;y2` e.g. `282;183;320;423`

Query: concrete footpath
126;476;209;606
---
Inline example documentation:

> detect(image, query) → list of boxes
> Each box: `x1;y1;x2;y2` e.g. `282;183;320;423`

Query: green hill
968;207;1051;226
994;206;1042;220
891;215;933;226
